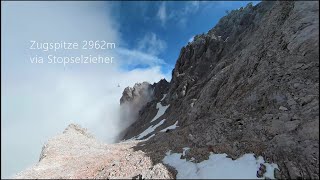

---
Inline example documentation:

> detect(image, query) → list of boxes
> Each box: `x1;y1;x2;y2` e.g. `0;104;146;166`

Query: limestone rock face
14;124;173;179
15;1;319;179
152;79;170;101
117;79;170;140
120;79;170;106
124;1;319;179
120;82;153;105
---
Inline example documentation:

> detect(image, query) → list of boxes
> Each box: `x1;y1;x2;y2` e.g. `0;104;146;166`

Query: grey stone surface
126;1;319;179
15;1;319;179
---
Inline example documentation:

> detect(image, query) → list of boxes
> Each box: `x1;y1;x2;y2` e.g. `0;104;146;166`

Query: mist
1;2;169;178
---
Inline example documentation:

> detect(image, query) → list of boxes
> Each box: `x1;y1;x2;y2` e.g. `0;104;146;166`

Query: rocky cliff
122;1;319;179
15;1;319;179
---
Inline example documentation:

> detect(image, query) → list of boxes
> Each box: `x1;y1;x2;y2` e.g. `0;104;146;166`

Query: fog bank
1;2;169;178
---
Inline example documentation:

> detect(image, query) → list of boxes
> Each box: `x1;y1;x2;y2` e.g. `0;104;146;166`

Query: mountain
14;124;173;179
15;1;319;179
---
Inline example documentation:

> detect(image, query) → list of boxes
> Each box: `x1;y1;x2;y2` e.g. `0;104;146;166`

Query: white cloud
184;1;200;14
157;2;167;26
137;32;167;56
1;1;168;178
116;47;166;67
168;1;202;28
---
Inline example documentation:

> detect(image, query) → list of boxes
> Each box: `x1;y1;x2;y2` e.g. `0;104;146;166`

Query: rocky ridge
15;124;173;179
123;1;319;179
15;1;319;179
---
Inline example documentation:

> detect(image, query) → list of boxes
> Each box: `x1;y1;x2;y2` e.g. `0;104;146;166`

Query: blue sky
111;1;259;74
2;1;259;178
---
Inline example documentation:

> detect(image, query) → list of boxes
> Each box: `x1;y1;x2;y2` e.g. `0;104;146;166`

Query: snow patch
163;151;279;179
136;119;166;140
160;94;167;101
150;103;169;122
160;121;179;132
143;134;155;141
182;147;190;156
